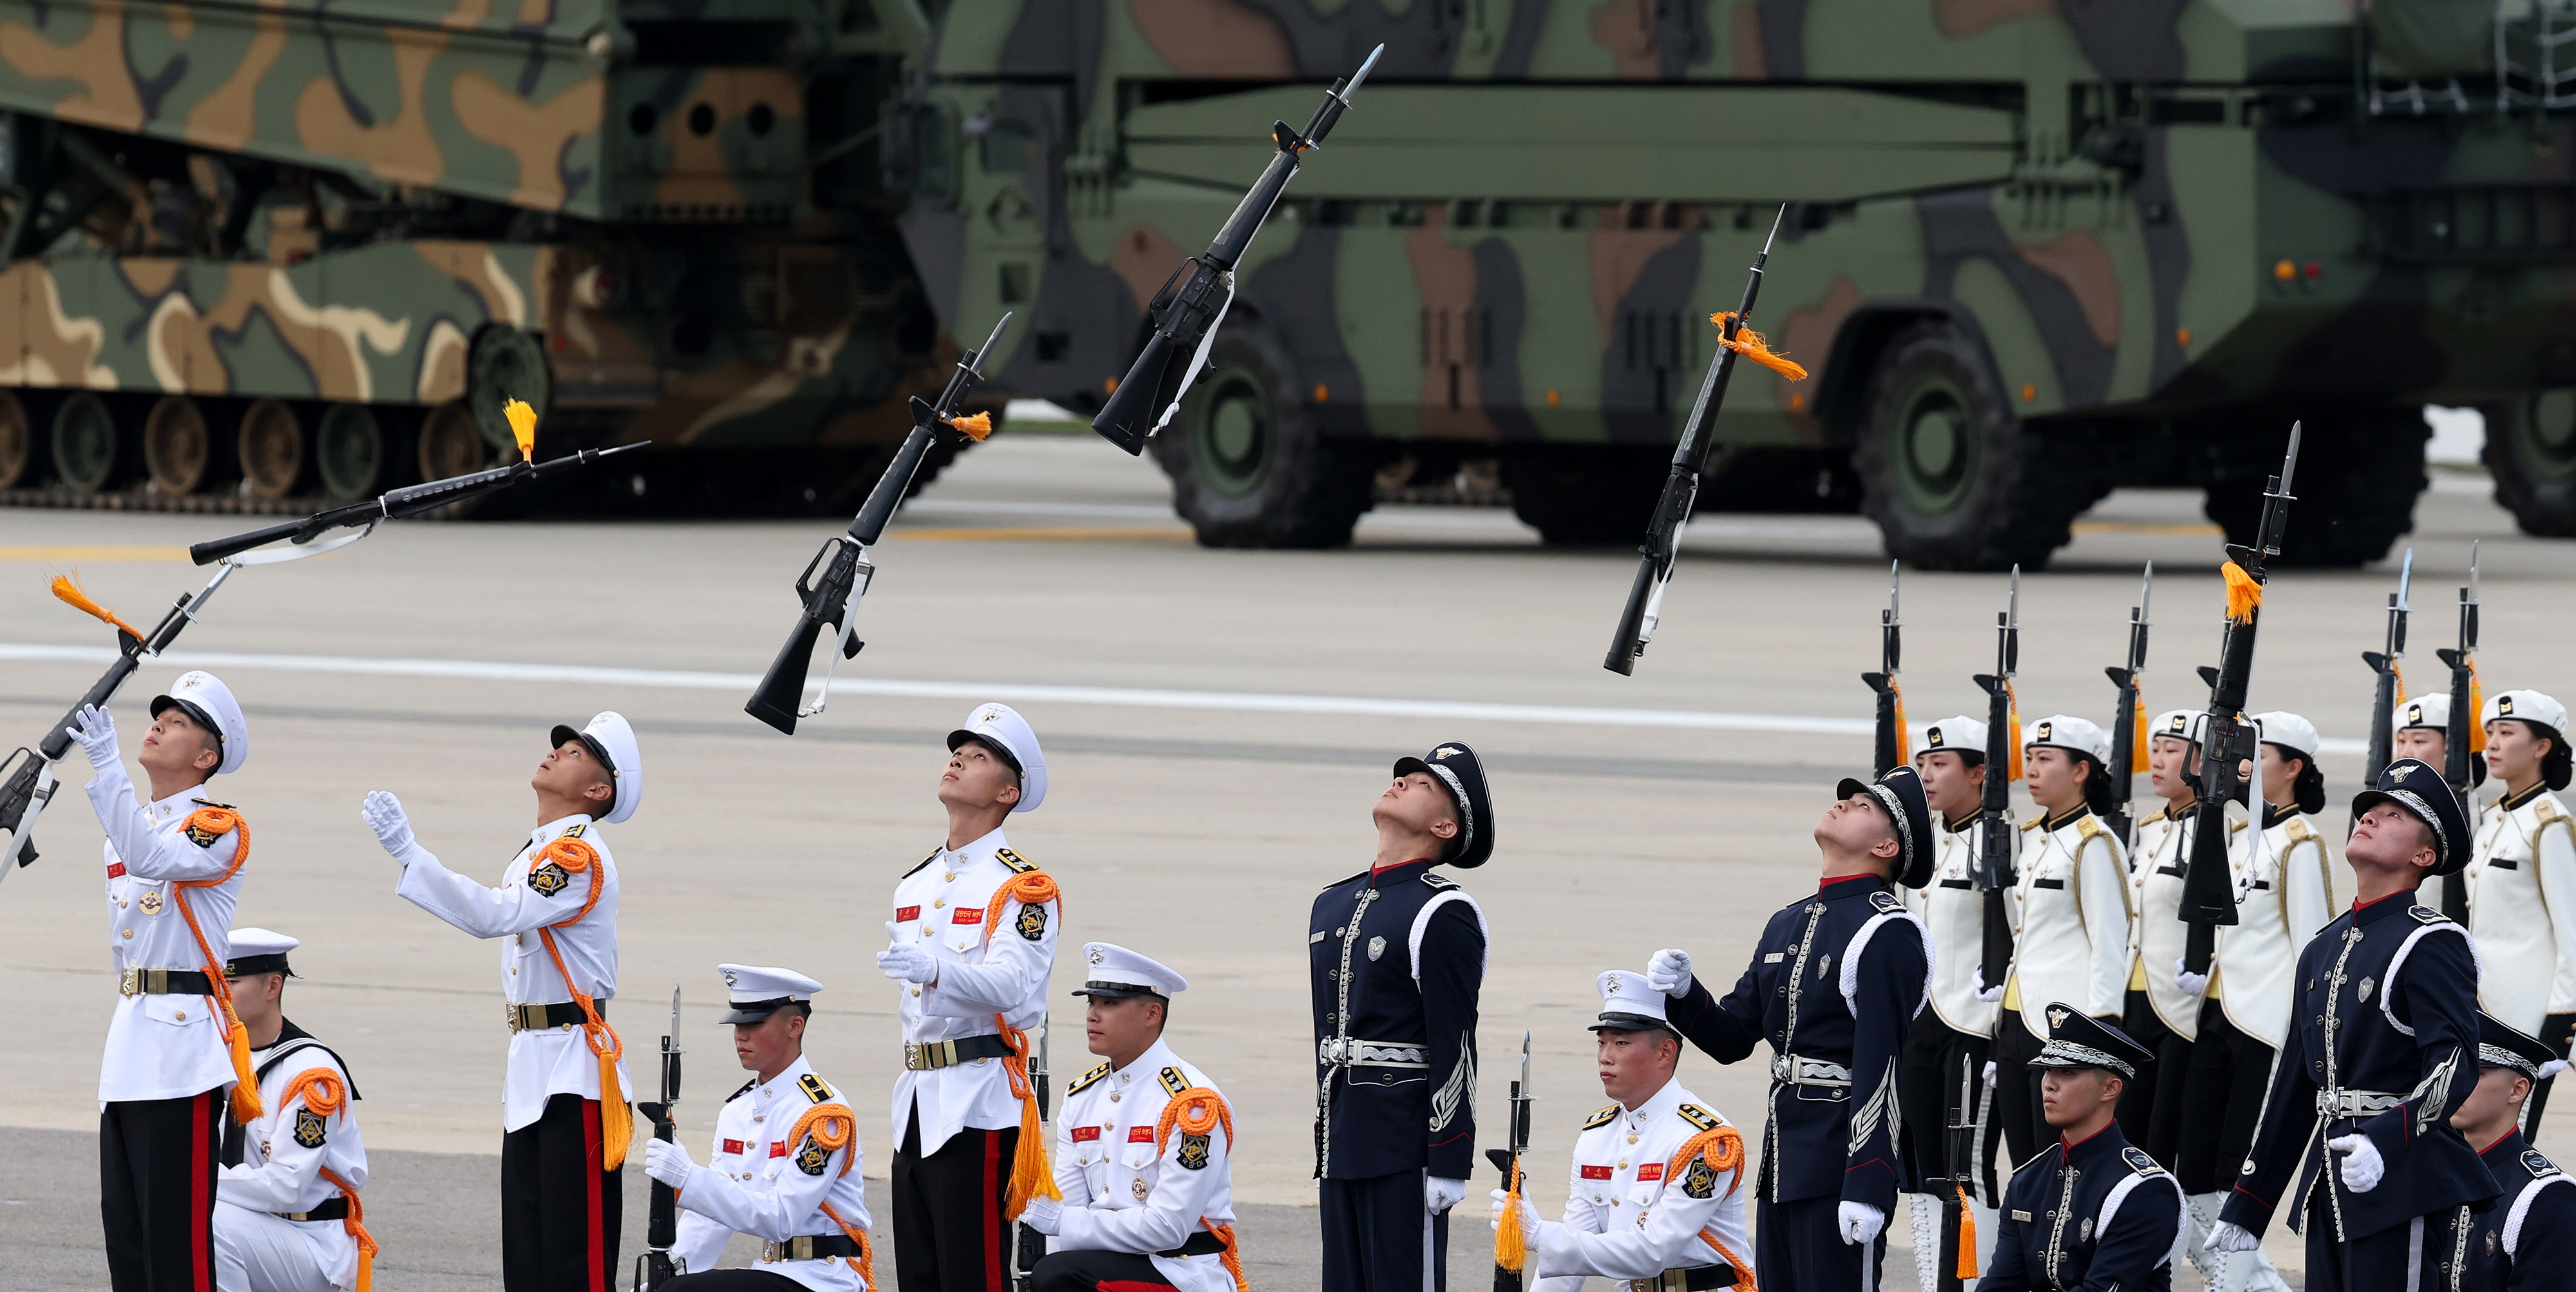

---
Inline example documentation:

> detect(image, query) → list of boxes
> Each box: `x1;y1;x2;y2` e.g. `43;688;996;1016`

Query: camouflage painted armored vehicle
0;0;958;515
900;1;2576;565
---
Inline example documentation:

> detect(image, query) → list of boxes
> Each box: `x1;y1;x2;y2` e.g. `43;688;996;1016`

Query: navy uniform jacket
2220;895;2499;1242
2455;1131;2576;1290
1309;859;1485;1181
1978;1123;2183;1292
1670;875;1929;1213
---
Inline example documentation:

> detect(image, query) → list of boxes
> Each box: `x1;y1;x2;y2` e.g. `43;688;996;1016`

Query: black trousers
2524;1011;2576;1134
2302;1186;2443;1292
891;1100;1019;1292
1991;1015;2048;1168
662;1273;802;1291
1897;1010;1999;1203
1319;1171;1446;1292
1029;1249;1178;1291
2178;1001;2276;1194
1754;1193;1884;1292
2117;987;2193;1167
100;1088;222;1292
500;1093;621;1292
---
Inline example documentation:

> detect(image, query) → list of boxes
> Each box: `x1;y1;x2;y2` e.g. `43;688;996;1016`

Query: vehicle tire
52;392;121;494
2486;392;2576;537
469;326;551;454
144;395;213;495
1498;446;1670;546
2203;409;2424;567
0;390;33;489
1151;330;1375;548
239;399;307;499
1850;323;2100;571
315;403;384;499
419;402;489;481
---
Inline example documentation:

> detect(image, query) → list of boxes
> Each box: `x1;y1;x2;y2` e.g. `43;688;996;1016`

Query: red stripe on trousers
983;1130;1004;1290
192;1090;213;1292
583;1099;605;1291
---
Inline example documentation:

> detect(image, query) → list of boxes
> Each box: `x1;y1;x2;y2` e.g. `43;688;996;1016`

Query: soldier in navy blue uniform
2443;1012;2576;1290
1309;743;1492;1292
2213;759;2498;1291
1645;766;1935;1291
1978;1007;2183;1291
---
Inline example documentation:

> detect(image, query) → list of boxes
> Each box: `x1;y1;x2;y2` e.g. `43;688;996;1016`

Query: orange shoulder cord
1709;313;1809;381
781;1103;878;1291
52;575;144;641
275;1069;379;1292
171;808;260;1121
1153;1088;1247;1292
528;837;632;1170
981;870;1066;1219
1666;1126;1757;1292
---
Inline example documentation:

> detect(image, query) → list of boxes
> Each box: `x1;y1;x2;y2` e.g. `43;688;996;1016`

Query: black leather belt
1627;1265;1739;1291
120;968;214;996
761;1233;864;1261
903;1034;1012;1070
277;1198;350;1222
507;1002;600;1033
1156;1231;1227;1259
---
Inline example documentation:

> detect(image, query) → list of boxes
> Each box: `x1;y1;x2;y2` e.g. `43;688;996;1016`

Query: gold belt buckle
904;1041;922;1070
759;1239;782;1262
120;968;140;997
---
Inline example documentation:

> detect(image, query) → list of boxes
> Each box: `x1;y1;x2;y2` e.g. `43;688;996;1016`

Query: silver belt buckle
904;1041;922;1070
1320;1038;1349;1066
759;1239;784;1263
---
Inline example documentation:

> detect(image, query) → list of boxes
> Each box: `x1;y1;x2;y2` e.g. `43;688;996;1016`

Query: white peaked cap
717;964;823;1023
2027;714;2111;763
551;711;643;824
1590;970;1678;1036
223;927;297;976
1071;942;1188;998
2486;689;2570;736
2150;709;2206;745
1912;715;1987;760
2252;712;2321;760
152;670;249;775
950;702;1047;813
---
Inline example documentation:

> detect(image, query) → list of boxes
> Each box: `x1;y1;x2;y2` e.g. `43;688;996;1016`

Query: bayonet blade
2137;560;2153;627
1888;561;1902;629
1761;203;1787;255
668;986;681;1045
2278;421;2302;495
1341;43;1384;99
1519;1029;1532;1090
2468;538;2481;607
2396;547;2414;614
2006;564;2021;629
963;312;1014;377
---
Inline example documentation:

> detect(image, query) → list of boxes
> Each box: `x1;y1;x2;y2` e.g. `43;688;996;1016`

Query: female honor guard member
2445;1013;2576;1291
1991;716;2130;1166
2213;759;2496;1292
875;703;1061;1292
1486;971;1753;1292
1977;1008;2183;1292
2123;710;2210;1168
1897;715;2000;1285
213;929;374;1292
70;670;257;1292
1309;743;1492;1292
1021;944;1242;1292
647;965;874;1292
2391;694;2484;790
362;711;642;1292
2465;690;2576;1132
1646;765;1933;1292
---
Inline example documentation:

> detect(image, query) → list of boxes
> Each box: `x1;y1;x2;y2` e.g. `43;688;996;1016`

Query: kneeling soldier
1978;1007;2182;1291
2445;1013;2576;1290
1021;944;1242;1292
647;964;874;1291
214;928;374;1292
1489;970;1753;1291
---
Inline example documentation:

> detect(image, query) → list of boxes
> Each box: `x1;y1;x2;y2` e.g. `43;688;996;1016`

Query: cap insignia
1927;728;1945;747
2501;696;2517;714
722;968;739;986
2037;721;2053;740
1087;946;1105;965
1434;745;1463;759
2047;1005;2072;1029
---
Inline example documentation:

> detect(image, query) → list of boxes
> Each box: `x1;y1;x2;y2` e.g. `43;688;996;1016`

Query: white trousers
213;1204;336;1292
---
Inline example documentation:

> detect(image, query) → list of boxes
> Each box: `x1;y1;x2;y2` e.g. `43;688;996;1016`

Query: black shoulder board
997;848;1039;874
1869;889;1902;913
724;1078;758;1104
2410;905;2448;925
1676;1103;1720;1132
1159;1067;1190;1097
1066;1062;1110;1096
900;850;938;880
799;1073;835;1103
2122;1146;2164;1175
1582;1105;1619;1130
1421;872;1458;891
2527;1150;2561;1179
563;822;586;838
189;798;238;810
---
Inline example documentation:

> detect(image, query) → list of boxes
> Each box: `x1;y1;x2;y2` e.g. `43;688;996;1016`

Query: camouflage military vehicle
901;1;2576;566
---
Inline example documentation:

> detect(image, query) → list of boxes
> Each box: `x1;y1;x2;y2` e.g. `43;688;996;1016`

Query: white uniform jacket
2465;784;2576;1031
889;828;1059;1156
2125;803;2217;1040
1906;814;2000;1037
218;1032;368;1289
2005;807;2131;1037
393;813;628;1132
2213;806;2338;1048
93;763;245;1105
1048;1038;1237;1292
1529;1078;1752;1292
671;1056;873;1292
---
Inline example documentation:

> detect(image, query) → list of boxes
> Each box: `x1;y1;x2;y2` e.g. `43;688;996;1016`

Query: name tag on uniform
1581;1165;1614;1180
2011;1210;2032;1222
721;1139;746;1155
1072;1126;1101;1143
769;1141;788;1158
1636;1163;1664;1181
1764;953;1785;964
2034;878;2065;889
2156;866;2185;878
952;906;985;925
1310;931;1327;944
1128;1126;1156;1143
1940;879;1973;889
2491;859;2521;871
106;862;126;878
895;906;920;922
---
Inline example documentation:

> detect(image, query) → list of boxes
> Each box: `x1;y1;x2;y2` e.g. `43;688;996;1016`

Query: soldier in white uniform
875;703;1063;1292
1990;714;2131;1165
645;965;874;1292
1897;714;2001;1286
361;711;642;1292
70;670;256;1292
1489;971;1754;1292
1020;944;1241;1292
2121;708;2214;1170
212;929;373;1292
2468;689;2576;1132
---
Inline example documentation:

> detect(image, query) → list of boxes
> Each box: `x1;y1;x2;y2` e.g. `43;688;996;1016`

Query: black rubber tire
2485;393;2576;537
2204;409;2425;567
1498;446;1671;546
1850;323;2101;571
1151;329;1375;548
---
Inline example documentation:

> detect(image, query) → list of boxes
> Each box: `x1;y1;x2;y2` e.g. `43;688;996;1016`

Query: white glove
66;704;119;770
643;1137;695;1190
1973;967;2004;1003
1837;1201;1886;1246
2174;957;2210;996
2327;1134;2384;1193
1426;1176;1467;1215
361;791;418;862
1019;1195;1063;1235
1488;1187;1542;1234
2205;1220;2261;1253
1982;1059;1998;1089
1646;947;1694;997
876;921;938;983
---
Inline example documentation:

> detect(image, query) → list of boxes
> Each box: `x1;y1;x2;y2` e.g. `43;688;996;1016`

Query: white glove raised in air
2326;1134;2384;1193
642;1136;695;1190
1973;967;2004;1003
2174;957;2210;996
876;921;938;983
1019;1195;1064;1235
361;791;419;862
1645;948;1694;998
1837;1201;1886;1246
2205;1220;2261;1253
66;704;119;770
1426;1176;1466;1215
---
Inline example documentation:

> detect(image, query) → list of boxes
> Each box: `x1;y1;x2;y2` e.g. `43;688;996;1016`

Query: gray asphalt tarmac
3;432;2559;1287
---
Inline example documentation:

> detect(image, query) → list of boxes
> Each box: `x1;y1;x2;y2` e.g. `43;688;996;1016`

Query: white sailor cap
2395;693;2453;735
549;712;643;824
151;670;248;775
1070;942;1186;1000
2026;714;2110;764
223;927;297;978
2150;708;2206;746
2251;712;2320;761
1911;715;1988;762
1589;970;1678;1037
949;703;1046;813
717;964;822;1024
2485;689;2570;737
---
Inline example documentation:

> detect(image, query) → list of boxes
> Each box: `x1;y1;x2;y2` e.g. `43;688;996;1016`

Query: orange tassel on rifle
2468;660;2488;754
1890;682;1909;772
1710;313;1808;381
1494;1157;1530;1273
2222;560;2262;625
52;575;144;641
504;398;539;463
2130;694;2149;772
1955;1182;1978;1279
945;412;994;441
2005;684;2024;784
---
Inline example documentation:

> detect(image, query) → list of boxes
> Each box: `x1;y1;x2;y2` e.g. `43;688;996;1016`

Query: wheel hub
2526;390;2576;480
1191;368;1273;498
1895;385;1976;512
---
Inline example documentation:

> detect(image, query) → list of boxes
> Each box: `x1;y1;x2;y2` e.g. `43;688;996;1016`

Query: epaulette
2525;1149;2561;1179
1421;871;1458;891
2121;1146;2166;1176
2230;818;2250;835
1159;1067;1189;1097
1581;1105;1618;1130
2020;813;2047;832
563;822;586;839
2537;797;2566;825
2074;815;2109;842
189;798;237;810
724;1078;758;1104
997;848;1039;874
900;850;938;880
2284;817;2318;844
1066;1062;1110;1096
1868;889;1903;913
2409;905;2451;926
799;1073;835;1103
1676;1103;1720;1132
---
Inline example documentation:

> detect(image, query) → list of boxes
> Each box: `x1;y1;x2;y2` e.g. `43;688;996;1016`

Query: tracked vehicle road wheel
240;399;306;499
145;396;213;495
1851;323;2099;571
1151;330;1375;549
316;404;384;499
52;393;121;495
2488;391;2576;537
2206;409;2424;567
1499;446;1669;546
0;390;32;489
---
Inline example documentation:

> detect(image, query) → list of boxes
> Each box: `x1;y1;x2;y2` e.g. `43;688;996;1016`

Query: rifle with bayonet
2101;564;2153;848
1935;1051;1981;1292
1970;569;2022;998
1013;1020;1051;1288
1862;563;1906;777
2359;548;2415;807
1485;1031;1535;1292
2177;425;2304;973
188;438;644;565
1604;205;1806;675
746;314;1012;734
2436;540;2482;921
1091;46;1383;453
634;987;685;1289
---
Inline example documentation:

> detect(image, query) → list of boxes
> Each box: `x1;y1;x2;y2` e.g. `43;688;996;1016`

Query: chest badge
2488;1231;2501;1254
527;862;571;897
1367;936;1386;962
2358;977;2376;1003
1132;1179;1151;1201
2078;1217;2093;1243
292;1107;328;1150
137;890;163;916
1817;952;1832;980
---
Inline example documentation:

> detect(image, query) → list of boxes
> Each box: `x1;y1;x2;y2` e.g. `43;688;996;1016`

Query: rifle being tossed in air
2101;564;2152;848
1969;569;2023;998
2436;541;2482;920
634;988;686;1290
